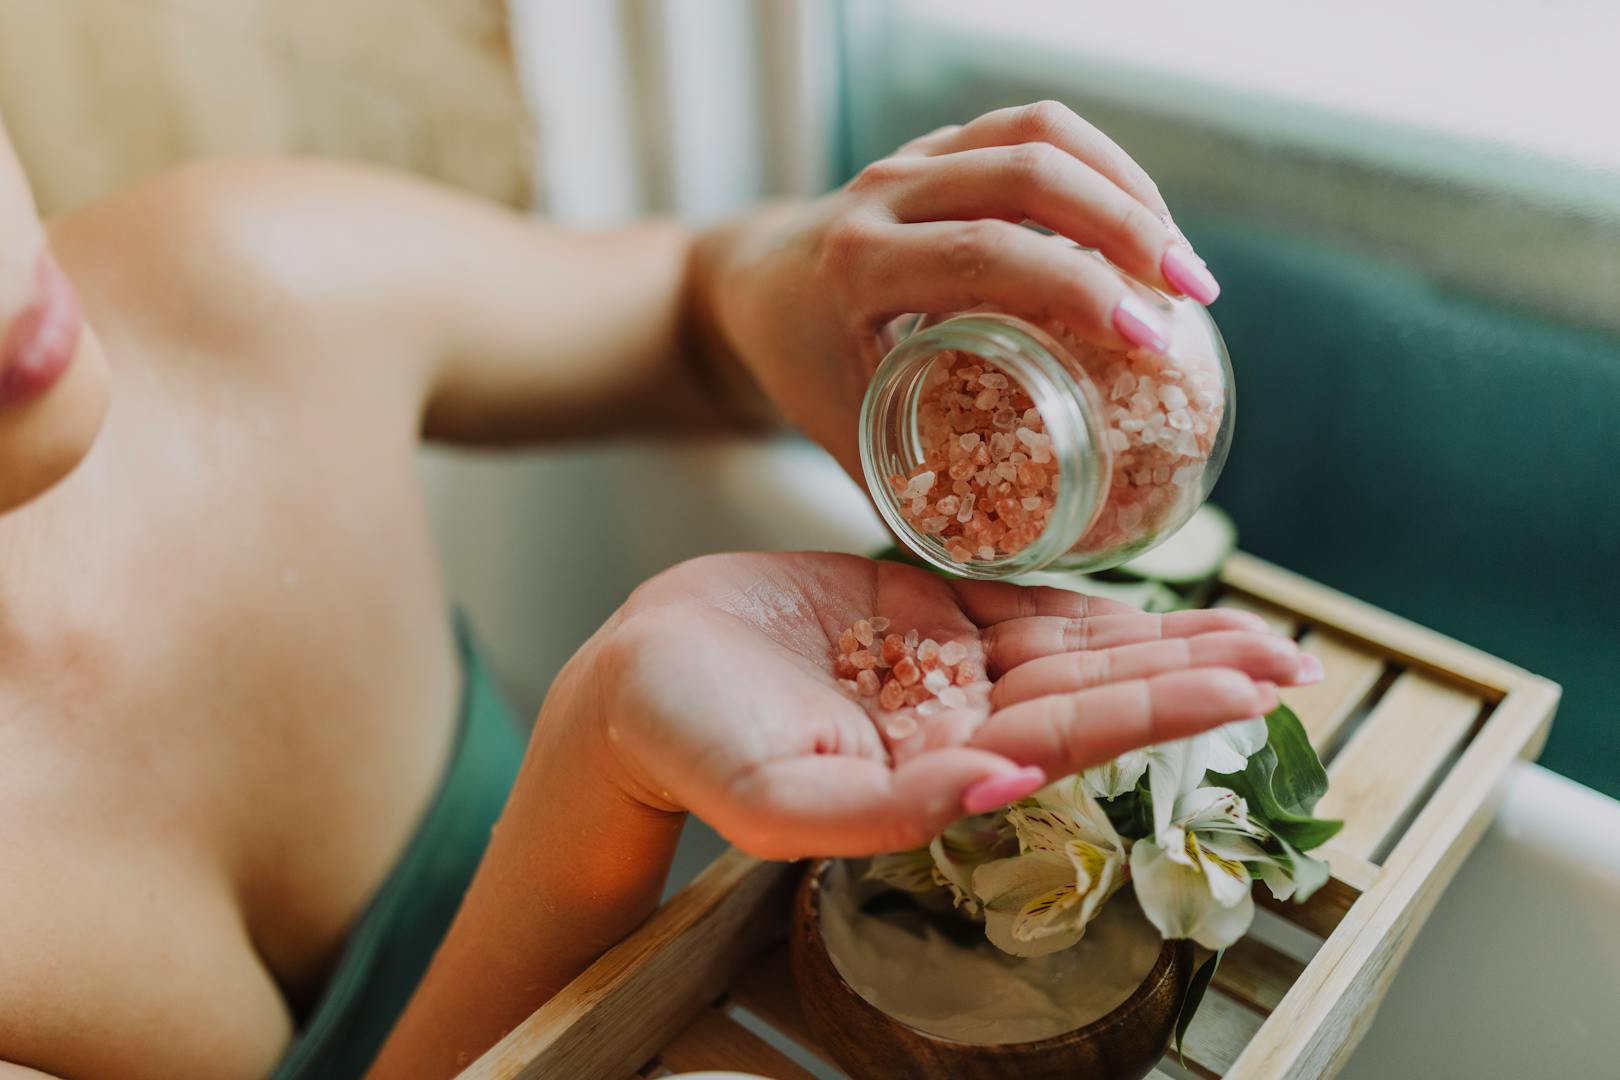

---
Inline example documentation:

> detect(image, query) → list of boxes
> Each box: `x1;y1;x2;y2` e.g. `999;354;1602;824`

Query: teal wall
1186;218;1620;796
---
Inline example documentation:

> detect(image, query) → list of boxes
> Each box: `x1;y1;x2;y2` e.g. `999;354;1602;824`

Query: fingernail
1112;295;1172;354
1297;653;1325;685
1255;680;1280;712
1162;246;1221;305
962;766;1046;815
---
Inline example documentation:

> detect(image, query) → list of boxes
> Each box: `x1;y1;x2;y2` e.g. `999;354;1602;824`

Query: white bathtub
426;438;1620;1075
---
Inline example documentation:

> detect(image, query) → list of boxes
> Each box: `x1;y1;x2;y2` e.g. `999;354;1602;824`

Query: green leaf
1211;707;1342;854
1098;788;1153;841
1175;947;1223;1062
1261;704;1329;816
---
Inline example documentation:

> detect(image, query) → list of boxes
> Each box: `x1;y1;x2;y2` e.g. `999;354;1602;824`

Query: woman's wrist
535;632;686;817
683;206;800;429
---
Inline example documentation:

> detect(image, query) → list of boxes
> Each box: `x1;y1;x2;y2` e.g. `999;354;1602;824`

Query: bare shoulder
43;158;475;398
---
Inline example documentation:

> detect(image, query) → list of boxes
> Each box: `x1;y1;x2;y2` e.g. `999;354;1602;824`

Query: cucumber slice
1013;572;1184;613
1117;504;1237;585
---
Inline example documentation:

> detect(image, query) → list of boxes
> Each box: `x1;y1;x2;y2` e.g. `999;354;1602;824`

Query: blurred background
6;0;1613;786
10;0;1612;794
3;2;1618;1074
4;0;1617;785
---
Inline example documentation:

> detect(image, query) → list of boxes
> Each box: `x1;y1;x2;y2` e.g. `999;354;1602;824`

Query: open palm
593;552;1302;859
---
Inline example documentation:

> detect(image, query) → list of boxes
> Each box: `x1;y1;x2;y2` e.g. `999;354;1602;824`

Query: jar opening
859;315;1111;580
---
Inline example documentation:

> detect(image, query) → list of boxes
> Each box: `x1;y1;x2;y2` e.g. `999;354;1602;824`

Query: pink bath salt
881;633;908;666
838;628;859;655
856;668;882;697
894;318;1221;565
849;649;877;670
837;678;860;699
892;656;921;687
922;668;951;694
954;659;987;686
916;639;941;668
879;676;907;711
853;619;876;647
938;640;967;666
937;686;968;709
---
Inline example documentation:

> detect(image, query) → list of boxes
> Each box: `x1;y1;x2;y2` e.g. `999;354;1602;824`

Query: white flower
1083;716;1265;806
970;777;1128;957
1080;749;1148;798
928;811;1018;917
866;846;940;895
1131;783;1289;949
1203;716;1269;775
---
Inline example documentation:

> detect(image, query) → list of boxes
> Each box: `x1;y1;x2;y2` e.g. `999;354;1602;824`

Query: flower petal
1178;787;1265;837
974;852;1090;956
1205;717;1268;774
1132;837;1256;949
983;905;1084;957
1148;737;1211;843
866;847;938;894
1082;750;1149;798
929;812;1017;914
1010;783;1123;857
1190;887;1254;950
1130;838;1211;940
972;851;1074;913
1190;833;1252;908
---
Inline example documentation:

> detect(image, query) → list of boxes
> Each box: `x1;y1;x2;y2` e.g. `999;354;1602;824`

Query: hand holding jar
692;100;1222;487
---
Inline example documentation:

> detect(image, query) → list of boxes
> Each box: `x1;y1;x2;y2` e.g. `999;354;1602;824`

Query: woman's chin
0;326;110;514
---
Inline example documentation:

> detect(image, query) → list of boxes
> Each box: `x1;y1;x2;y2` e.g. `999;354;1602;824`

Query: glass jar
859;288;1234;581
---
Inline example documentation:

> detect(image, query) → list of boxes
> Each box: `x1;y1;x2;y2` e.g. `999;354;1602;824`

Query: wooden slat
459;853;797;1080
1255;860;1372;938
731;944;832;1064
1215;936;1306;1014
1315;672;1483;860
1317;847;1379;895
659;1007;820;1080
1228;678;1560;1079
1214;591;1298;636
1282;629;1387;752
1221;553;1537;698
1180;989;1266;1078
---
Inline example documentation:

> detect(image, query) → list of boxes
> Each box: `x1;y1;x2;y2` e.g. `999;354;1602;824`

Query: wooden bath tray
458;553;1560;1080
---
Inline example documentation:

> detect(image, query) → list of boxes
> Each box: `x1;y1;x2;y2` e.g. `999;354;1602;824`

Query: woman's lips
0;250;82;409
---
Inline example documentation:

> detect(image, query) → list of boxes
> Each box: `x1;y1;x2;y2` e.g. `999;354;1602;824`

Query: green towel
269;616;525;1079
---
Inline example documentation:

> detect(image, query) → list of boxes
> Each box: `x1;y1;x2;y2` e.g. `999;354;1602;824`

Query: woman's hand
376;552;1312;1076
577;551;1307;859
693;101;1222;474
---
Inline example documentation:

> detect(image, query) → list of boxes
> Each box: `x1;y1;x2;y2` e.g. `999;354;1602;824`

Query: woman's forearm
366;647;685;1080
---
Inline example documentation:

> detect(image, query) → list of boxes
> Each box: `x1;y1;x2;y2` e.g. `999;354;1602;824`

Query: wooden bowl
790;859;1194;1080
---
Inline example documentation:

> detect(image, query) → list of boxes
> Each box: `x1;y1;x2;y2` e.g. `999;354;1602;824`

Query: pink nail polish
1162;246;1221;305
1297;653;1325;685
962;766;1046;815
1112;295;1172;354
